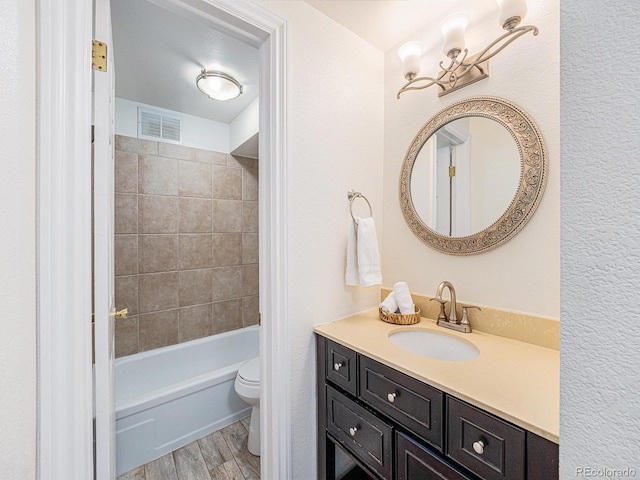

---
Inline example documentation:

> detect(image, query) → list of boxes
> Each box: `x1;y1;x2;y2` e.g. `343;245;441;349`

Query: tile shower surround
114;135;259;357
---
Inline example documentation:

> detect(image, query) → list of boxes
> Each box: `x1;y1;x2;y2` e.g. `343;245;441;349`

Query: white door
93;0;116;477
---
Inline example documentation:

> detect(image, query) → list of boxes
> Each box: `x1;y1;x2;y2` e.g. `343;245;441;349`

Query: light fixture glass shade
440;12;470;58
398;41;424;79
196;70;243;101
496;0;527;29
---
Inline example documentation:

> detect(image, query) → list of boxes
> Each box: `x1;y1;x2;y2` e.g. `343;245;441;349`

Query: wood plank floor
118;417;259;480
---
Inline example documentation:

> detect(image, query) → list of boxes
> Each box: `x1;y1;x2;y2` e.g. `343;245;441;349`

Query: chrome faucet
431;281;473;333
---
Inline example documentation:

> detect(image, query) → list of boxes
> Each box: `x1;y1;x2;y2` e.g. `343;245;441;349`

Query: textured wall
560;0;640;474
114;135;259;356
382;0;560;318
0;0;37;478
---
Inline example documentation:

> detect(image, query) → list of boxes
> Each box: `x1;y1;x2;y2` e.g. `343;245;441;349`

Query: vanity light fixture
397;0;537;98
196;70;243;101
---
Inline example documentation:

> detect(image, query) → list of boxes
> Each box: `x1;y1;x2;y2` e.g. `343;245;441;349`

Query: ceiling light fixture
397;0;537;98
196;70;243;101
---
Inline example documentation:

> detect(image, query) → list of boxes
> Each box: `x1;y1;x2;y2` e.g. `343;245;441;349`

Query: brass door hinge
449;166;456;177
92;40;107;71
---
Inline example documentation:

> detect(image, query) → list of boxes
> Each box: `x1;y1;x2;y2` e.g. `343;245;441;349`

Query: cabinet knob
387;392;397;403
349;427;358;437
472;440;485;455
333;362;343;371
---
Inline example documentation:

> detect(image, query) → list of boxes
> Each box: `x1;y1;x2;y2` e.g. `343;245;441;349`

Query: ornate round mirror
399;96;547;255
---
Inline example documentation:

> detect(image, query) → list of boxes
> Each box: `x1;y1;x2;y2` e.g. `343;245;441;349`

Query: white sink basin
388;330;479;362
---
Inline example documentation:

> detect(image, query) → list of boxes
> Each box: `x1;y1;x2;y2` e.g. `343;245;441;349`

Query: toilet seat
238;356;260;384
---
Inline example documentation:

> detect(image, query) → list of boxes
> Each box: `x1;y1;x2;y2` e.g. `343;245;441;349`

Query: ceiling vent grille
137;107;182;144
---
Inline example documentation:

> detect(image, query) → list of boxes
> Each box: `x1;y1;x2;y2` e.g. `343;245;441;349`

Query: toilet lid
238;356;260;383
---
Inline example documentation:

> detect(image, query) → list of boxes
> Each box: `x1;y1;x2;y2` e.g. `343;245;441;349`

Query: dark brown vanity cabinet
316;335;558;480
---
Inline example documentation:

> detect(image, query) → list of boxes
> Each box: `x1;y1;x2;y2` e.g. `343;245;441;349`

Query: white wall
115;97;230;152
383;0;560;317
561;0;640;475
229;96;259;155
258;2;385;478
0;0;37;479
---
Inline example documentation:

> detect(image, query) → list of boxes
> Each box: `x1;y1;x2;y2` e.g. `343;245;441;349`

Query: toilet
234;356;260;456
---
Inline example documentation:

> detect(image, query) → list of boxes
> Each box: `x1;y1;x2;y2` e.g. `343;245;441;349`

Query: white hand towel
356;217;382;287
393;281;415;314
380;292;399;313
345;218;359;286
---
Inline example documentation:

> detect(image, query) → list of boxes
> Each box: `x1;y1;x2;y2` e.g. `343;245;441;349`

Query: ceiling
305;0;499;52
111;0;259;124
110;0;501;124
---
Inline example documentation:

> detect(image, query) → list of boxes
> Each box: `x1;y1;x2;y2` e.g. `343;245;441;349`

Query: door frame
36;1;290;478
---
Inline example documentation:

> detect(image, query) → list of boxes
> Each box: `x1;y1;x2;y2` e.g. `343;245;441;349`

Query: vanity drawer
397;432;473;480
359;356;443;451
326;385;393;480
326;339;358;395
447;397;525;480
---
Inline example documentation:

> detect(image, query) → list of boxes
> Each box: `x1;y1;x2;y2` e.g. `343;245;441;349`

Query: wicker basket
379;306;421;325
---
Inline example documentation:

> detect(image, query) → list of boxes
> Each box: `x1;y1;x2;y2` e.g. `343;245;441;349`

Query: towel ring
347;189;373;221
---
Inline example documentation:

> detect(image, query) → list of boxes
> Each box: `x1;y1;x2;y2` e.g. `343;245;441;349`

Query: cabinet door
326;339;358;395
360;356;444;451
327;386;393;480
397;432;473;480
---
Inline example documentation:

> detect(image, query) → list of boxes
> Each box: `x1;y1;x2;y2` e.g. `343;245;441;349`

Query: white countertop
314;309;559;444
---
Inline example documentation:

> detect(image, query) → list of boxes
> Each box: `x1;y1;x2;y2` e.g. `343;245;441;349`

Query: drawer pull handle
473;440;485;455
349;427;358;437
387;392;397;403
333;362;343;371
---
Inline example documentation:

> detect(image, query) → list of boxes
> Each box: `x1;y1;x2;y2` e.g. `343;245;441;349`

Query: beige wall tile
138;272;179;313
115;151;138;193
179;269;213;307
212;233;242;266
179;160;212;198
242;166;258;201
115;315;138;358
139;155;178;195
178;234;213;270
227;154;256;169
212;166;242;200
242;295;259;327
115;235;138;276
115;275;138;316
179;198;212;233
158;142;195;161
242;233;259;265
115;135;158;156
212;299;243;334
242;264;259;296
212;266;243;301
195;149;227;165
242;202;258;233
139;235;178;273
139;310;179;352
212;200;242;233
115;194;138;234
179;304;212;343
139;195;178;233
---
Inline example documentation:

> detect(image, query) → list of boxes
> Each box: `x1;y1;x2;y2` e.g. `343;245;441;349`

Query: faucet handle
430;298;447;322
460;305;481;327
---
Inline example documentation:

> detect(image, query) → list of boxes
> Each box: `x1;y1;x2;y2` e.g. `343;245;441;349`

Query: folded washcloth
346;217;359;286
345;216;382;287
393;281;415;314
380;292;399;313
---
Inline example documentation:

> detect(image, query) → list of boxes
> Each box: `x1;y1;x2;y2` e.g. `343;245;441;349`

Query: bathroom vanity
314;310;558;480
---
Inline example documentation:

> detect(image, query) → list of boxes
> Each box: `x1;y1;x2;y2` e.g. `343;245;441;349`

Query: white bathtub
115;325;259;475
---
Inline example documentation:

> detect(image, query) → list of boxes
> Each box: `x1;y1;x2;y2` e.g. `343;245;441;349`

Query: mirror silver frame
399;96;547;255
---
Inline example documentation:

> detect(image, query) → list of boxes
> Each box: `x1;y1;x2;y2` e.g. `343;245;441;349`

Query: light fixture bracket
397;24;538;99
